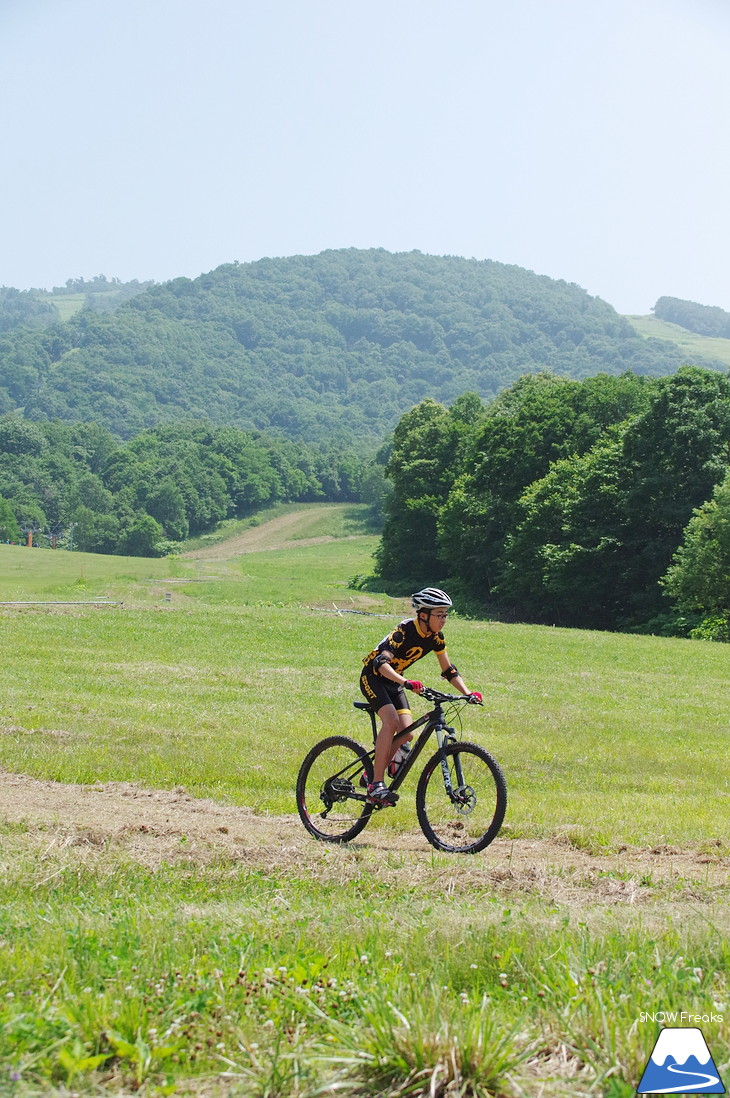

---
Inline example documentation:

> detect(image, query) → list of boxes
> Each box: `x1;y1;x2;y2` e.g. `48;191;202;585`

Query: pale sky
1;0;730;315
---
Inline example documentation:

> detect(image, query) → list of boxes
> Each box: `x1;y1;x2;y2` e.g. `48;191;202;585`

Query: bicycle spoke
297;735;374;843
416;742;506;854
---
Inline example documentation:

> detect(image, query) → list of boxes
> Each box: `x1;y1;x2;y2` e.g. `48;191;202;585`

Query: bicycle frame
352;688;476;801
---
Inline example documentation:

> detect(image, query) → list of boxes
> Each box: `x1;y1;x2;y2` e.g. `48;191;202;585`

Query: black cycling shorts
359;668;410;714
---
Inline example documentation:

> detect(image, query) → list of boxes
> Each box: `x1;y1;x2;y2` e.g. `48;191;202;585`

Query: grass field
1;505;728;1096
625;314;730;369
40;292;88;323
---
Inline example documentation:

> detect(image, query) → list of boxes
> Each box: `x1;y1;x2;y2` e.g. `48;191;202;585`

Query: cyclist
359;587;482;806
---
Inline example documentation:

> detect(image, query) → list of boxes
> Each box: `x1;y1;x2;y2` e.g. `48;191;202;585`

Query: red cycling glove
468;691;483;704
404;680;423;692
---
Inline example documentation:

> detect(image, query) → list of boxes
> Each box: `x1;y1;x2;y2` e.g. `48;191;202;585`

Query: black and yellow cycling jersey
362;617;446;676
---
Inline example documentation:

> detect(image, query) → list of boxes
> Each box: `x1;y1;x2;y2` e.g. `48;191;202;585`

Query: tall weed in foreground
309;983;533;1097
1;853;727;1095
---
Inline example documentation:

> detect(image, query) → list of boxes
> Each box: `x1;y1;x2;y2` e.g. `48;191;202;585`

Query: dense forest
653;295;730;338
0;287;58;333
373;367;730;639
0;416;366;556
0;277;155;332
1;250;719;445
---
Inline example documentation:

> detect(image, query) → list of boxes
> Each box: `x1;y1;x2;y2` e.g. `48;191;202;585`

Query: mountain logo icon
637;1027;725;1093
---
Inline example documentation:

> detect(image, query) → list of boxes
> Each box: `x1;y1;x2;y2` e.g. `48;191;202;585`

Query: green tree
618;366;730;624
375;399;461;586
3;249;699;446
122;515;164;557
0;414;47;456
499;431;627;627
497;367;730;630
71;506;121;555
145;477;189;540
0;494;20;541
437;372;650;604
662;470;730;636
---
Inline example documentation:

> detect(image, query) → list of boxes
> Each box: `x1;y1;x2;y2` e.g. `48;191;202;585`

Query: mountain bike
296;687;507;854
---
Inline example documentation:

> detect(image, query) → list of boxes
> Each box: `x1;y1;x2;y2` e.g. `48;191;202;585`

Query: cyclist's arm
375;653;422;691
436;650;472;695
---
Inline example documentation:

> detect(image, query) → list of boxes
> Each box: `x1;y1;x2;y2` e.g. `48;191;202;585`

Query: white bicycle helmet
411;587;453;611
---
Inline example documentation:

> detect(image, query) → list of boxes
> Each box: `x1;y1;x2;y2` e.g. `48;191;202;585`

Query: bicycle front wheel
416;741;506;854
296;735;374;843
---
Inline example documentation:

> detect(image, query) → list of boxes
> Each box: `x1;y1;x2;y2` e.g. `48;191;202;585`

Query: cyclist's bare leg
373;705;413;783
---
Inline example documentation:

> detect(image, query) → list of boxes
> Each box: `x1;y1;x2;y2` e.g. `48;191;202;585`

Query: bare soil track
2;769;727;919
181;507;362;561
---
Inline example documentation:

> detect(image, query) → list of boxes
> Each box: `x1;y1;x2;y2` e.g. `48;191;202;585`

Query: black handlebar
419;686;483;705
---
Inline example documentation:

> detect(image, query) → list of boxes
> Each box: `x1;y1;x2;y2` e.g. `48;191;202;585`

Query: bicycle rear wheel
296;735;374;843
416;741;506;854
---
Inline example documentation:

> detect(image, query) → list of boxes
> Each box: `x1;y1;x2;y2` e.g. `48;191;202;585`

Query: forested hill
0;249;723;443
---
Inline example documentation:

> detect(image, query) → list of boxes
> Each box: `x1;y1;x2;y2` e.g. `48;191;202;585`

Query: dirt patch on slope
1;769;727;917
182;507;361;561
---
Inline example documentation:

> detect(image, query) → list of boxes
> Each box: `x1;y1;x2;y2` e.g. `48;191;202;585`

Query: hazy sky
2;0;729;314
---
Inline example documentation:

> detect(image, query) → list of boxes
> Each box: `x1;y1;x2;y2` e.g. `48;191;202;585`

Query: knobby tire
296;734;374;843
416;741;507;854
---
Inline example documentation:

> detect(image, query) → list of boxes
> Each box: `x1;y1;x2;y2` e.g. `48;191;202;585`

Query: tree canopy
0;415;366;556
375;367;730;636
1;249;718;444
654;295;730;338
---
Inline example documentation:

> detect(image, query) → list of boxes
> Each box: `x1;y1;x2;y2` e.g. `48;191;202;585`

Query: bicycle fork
435;724;462;799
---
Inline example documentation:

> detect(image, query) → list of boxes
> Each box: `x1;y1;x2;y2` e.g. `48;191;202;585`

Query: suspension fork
435;722;460;794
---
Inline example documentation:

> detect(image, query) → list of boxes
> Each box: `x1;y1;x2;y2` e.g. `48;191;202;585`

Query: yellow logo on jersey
391;646;424;672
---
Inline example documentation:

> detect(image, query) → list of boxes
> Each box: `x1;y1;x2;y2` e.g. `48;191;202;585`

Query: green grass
0;543;187;601
1;543;727;842
178;501;375;553
625;313;730;368
1;506;728;1095
1;848;727;1096
42;292;88;322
